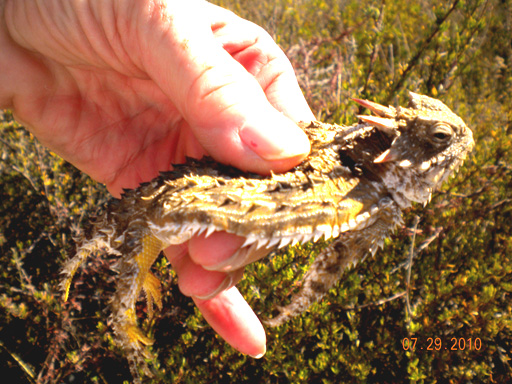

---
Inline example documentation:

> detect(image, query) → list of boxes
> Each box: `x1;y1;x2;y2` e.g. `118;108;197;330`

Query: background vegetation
1;0;511;382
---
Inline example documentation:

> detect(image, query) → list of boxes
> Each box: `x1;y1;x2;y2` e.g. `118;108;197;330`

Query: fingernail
202;246;249;272
250;346;266;359
193;274;233;301
203;241;273;272
240;114;310;161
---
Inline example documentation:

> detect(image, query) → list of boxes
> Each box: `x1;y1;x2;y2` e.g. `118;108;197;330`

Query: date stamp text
402;337;482;351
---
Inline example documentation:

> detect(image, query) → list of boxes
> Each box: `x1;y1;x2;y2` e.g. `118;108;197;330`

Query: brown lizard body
60;92;474;381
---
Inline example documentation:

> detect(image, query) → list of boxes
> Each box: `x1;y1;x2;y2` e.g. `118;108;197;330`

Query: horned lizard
61;92;473;381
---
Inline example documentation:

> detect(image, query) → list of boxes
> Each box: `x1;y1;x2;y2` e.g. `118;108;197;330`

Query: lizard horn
357;115;398;135
352;98;395;117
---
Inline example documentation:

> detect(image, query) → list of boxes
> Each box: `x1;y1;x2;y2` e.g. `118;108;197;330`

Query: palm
22;66;203;196
6;1;311;196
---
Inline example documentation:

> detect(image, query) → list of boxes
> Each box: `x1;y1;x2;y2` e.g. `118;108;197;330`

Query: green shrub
1;0;511;382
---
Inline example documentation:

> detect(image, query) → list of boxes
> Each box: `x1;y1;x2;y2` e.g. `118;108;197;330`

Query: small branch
340;291;407;311
405;216;420;322
385;0;461;103
361;1;386;98
0;340;36;384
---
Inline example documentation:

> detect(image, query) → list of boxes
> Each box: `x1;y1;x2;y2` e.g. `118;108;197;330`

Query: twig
340;291;407;311
405;216;420;323
361;1;385;98
0;340;36;384
385;0;461;103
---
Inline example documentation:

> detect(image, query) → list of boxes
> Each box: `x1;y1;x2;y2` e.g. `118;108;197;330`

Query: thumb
139;2;310;173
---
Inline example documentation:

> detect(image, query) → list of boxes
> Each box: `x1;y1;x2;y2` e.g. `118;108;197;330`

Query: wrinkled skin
0;0;315;357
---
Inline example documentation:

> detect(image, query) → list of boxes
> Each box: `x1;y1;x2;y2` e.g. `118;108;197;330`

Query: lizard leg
143;272;163;319
110;234;164;378
60;247;93;302
60;231;120;301
265;199;400;327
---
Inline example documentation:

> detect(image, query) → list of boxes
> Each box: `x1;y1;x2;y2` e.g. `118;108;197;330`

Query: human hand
1;0;314;357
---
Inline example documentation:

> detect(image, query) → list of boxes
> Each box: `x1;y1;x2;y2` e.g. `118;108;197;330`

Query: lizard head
354;92;474;204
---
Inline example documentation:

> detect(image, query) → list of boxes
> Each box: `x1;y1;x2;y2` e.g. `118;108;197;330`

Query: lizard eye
428;123;453;144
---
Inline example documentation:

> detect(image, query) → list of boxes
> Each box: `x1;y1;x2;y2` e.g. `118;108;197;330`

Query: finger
164;245;266;357
134;1;310;174
208;9;315;123
193;286;266;358
187;231;246;269
188;232;273;272
164;244;243;300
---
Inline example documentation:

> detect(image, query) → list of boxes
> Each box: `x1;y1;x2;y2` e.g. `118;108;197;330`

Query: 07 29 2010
402;337;482;351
